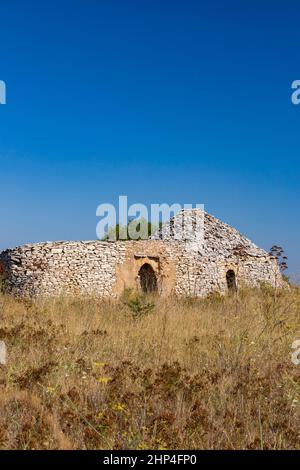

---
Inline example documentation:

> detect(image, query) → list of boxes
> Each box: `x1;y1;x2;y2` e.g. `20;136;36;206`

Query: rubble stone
0;209;284;299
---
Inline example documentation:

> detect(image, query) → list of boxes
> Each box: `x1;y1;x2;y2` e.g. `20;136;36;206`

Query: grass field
0;286;299;449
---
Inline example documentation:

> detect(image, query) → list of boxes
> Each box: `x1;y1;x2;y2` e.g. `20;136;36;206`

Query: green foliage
122;289;155;320
102;218;163;241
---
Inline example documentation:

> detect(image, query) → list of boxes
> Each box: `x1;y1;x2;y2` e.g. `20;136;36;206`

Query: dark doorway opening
139;263;158;293
226;270;237;292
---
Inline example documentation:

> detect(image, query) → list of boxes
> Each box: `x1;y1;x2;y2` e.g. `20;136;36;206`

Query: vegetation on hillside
0;286;300;449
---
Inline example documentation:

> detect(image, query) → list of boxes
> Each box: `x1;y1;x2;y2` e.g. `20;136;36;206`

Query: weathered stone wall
152;209;284;296
0;239;282;299
0;209;284;299
0;240;181;299
0;241;127;298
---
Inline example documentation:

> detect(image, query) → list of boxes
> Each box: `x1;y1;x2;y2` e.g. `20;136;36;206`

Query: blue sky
0;0;299;276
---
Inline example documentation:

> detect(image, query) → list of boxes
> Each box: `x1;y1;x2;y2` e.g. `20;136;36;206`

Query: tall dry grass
0;286;300;449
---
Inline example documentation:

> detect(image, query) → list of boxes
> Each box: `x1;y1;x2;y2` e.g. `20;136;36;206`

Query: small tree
102;218;162;241
269;245;288;275
122;288;155;320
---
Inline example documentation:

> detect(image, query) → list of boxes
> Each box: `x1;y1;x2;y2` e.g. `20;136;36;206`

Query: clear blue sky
0;0;299;276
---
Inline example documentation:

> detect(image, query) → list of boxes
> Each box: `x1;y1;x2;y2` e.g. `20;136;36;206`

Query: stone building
0;209;283;299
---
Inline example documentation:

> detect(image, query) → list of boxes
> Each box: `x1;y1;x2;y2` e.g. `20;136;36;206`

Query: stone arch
138;263;158;293
226;269;237;292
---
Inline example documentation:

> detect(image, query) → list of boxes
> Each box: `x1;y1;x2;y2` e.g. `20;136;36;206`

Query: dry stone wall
0;210;284;299
0;241;127;298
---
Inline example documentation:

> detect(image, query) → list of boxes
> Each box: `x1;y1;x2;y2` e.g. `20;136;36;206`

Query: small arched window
226;270;237;292
138;263;158;293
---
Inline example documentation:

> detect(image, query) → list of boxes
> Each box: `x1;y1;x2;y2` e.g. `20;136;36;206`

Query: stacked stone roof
154;209;268;259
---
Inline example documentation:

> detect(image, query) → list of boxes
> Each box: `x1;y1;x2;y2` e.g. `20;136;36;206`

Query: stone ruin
0;209;284;299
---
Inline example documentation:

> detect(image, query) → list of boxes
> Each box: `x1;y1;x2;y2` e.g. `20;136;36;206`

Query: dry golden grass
0;285;300;449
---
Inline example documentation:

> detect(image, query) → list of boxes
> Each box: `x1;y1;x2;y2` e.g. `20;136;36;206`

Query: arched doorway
226;270;237;292
138;263;158;293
